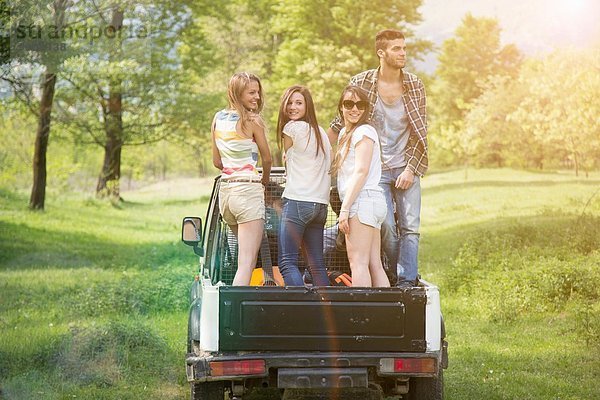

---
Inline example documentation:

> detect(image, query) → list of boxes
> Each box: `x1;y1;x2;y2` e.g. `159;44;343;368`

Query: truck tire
191;381;225;400
407;369;443;400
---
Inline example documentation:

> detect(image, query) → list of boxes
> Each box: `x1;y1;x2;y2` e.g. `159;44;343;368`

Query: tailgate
218;286;427;352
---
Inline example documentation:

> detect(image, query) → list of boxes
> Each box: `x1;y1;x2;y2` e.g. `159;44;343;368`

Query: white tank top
282;120;331;204
337;124;382;201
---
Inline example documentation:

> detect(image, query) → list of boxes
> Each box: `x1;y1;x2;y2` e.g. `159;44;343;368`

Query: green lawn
1;169;599;399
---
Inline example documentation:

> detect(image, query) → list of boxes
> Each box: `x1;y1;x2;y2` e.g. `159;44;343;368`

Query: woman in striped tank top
211;72;272;286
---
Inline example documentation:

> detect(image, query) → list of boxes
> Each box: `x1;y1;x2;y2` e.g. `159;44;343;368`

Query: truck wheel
191;381;225;400
407;369;443;400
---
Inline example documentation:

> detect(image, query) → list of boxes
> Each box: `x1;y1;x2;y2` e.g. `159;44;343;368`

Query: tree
1;0;72;209
0;100;37;189
54;0;195;198
462;75;546;169
431;13;522;167
181;0;279;166
509;49;600;176
459;47;600;174
175;1;431;170
270;0;430;125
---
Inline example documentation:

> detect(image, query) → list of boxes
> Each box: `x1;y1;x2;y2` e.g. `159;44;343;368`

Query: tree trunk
96;129;123;197
96;6;124;199
29;71;57;210
28;0;67;210
567;137;579;177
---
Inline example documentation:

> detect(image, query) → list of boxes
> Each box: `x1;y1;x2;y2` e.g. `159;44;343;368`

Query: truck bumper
186;349;446;387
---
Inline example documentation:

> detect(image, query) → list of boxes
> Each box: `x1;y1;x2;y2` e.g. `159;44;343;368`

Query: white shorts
348;189;387;229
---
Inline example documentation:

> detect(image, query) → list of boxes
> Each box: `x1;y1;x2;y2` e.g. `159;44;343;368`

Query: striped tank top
214;109;259;178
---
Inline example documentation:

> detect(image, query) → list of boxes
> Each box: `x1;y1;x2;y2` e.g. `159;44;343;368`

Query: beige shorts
219;181;265;226
349;189;387;229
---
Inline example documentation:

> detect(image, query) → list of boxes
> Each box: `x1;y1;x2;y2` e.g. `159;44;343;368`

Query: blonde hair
330;85;372;176
276;85;324;157
227;72;264;133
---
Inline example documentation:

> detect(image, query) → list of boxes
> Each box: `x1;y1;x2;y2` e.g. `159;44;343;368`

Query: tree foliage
2;2;599;203
184;0;430;167
462;75;543;169
1;0;74;209
434;13;522;121
50;0;195;198
509;49;600;176
457;47;600;174
270;0;429;126
430;13;523;167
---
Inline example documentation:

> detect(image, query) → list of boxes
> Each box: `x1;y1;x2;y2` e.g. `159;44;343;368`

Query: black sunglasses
342;100;368;111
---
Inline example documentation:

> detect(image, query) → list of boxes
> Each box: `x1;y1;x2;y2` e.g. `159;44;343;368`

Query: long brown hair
330;85;372;175
227;72;265;134
276;85;324;157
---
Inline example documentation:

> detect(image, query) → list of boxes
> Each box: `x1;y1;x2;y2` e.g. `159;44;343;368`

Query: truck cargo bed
218;286;427;352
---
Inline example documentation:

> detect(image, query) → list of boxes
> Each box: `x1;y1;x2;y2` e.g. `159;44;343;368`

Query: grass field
1;169;599;399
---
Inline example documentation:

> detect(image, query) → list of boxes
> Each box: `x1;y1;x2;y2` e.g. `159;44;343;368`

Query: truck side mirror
182;217;204;256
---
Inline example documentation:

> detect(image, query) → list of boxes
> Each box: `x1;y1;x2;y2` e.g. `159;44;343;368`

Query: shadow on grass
0;219;193;271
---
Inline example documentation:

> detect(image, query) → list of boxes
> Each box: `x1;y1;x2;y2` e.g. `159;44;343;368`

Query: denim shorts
218;181;265;225
349;189;387;229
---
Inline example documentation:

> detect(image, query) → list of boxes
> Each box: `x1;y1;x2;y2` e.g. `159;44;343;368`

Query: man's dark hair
375;29;405;53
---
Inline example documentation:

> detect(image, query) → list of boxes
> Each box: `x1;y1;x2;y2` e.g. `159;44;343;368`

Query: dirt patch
122;177;216;202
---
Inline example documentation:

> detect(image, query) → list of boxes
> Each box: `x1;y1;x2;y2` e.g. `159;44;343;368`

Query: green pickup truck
181;168;448;400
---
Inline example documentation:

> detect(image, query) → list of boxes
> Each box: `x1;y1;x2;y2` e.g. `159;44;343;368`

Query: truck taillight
380;358;436;373
210;360;266;376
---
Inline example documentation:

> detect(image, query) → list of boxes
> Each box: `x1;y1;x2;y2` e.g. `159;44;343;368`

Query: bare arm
280;134;293;165
338;137;374;234
252;119;272;185
326;127;338;150
211;116;223;170
283;134;293;152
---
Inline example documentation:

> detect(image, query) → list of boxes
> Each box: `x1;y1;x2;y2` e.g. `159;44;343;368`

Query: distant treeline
1;1;598;206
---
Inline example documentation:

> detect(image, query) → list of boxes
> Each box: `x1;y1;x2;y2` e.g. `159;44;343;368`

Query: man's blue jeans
278;198;329;286
379;168;421;283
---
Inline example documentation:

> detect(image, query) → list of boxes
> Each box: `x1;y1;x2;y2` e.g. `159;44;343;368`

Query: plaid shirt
330;68;429;177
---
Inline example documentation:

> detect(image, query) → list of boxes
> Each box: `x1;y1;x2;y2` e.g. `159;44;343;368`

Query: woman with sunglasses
275;85;331;286
330;85;390;287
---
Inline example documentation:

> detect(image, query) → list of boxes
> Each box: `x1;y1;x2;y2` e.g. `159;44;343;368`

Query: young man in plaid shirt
328;29;428;287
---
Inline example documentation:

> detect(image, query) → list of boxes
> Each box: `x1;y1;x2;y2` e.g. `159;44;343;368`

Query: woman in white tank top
330;85;389;287
275;85;331;286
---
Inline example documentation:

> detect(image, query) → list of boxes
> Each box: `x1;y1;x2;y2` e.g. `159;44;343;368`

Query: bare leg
369;231;390;287
231;219;264;286
345;216;375;287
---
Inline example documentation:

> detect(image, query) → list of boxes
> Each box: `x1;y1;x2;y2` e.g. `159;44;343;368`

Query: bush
56;319;170;387
445;216;600;329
